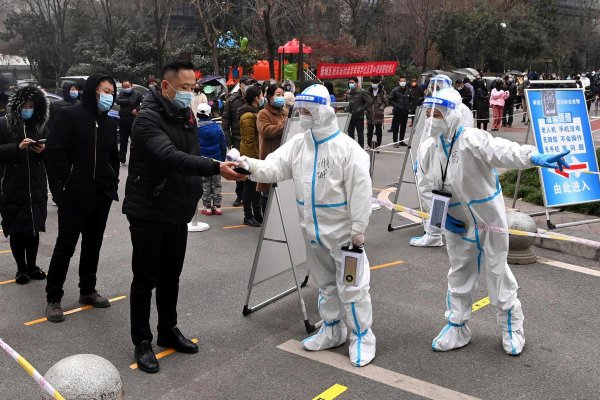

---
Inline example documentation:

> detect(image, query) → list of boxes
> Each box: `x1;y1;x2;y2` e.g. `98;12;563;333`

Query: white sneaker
410;233;444;247
432;322;471;352
302;320;347;351
502;328;525;356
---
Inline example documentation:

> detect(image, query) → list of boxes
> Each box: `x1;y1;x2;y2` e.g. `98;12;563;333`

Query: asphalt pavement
0;122;599;400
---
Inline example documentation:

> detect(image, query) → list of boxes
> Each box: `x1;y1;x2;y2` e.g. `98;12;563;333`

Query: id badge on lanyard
427;189;452;234
341;245;365;286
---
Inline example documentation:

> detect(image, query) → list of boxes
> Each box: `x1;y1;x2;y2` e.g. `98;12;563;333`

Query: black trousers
119;117;134;164
10;232;39;273
503;101;514;127
128;217;187;345
391;109;409;142
348;118;365;148
367;124;382;148
231;136;243;200
243;180;261;219
46;192;112;303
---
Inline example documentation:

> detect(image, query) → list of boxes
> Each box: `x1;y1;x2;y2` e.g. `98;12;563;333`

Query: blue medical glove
445;214;468;234
531;150;571;171
413;160;419;174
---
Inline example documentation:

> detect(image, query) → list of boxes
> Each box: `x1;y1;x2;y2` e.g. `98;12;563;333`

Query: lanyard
439;126;463;191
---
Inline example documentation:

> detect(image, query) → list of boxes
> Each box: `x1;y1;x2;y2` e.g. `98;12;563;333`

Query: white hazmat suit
416;88;537;355
243;84;376;366
410;75;473;248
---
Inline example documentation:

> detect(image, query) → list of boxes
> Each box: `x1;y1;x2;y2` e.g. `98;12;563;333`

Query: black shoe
393;143;400;148
387;128;393;132
507;124;512;128
28;267;46;280
233;197;243;207
243;217;261;227
135;340;159;373
398;142;408;146
15;272;29;285
79;291;111;308
501;124;507;127
254;214;263;224
157;327;198;353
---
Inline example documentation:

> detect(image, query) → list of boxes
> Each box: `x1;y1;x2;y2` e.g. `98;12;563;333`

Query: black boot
134;340;159;373
243;216;261;227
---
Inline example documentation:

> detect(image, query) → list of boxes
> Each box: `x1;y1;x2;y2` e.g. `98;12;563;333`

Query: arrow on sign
553;162;588;179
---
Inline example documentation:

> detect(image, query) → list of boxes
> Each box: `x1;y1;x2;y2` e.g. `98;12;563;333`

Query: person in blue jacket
196;103;226;215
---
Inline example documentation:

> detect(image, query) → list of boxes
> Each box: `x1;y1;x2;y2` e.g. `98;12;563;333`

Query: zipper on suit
93;121;98;180
63;165;73;190
24;126;35;234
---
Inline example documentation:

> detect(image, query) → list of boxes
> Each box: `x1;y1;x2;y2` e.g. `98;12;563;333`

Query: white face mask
372;83;379;90
425;116;448;137
300;113;315;130
399;82;407;87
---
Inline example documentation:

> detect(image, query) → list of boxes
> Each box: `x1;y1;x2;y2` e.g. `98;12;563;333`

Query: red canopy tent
278;38;313;54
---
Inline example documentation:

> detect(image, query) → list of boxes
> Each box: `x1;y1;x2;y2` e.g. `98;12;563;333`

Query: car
17;79;40;88
45;92;62;103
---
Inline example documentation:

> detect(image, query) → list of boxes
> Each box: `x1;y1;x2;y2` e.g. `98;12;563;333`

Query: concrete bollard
506;211;538;265
42;354;124;400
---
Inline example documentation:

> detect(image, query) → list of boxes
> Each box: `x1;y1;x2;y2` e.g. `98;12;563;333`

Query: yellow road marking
0;279;15;285
24;295;126;326
222;192;236;195
312;384;348;400
129;338;199;369
471;297;490;312
0;250;11;254
223;224;248;229
370;260;405;271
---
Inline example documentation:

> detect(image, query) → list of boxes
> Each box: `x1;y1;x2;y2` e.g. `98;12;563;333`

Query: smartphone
33;139;47;145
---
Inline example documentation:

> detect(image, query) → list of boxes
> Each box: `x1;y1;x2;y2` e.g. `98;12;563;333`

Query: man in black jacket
221;76;257;206
502;75;517;128
344;77;370;149
122;60;243;374
115;80;144;165
45;73;120;323
389;76;413;147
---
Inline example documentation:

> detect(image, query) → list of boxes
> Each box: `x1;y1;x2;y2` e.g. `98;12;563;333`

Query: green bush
500;147;600;216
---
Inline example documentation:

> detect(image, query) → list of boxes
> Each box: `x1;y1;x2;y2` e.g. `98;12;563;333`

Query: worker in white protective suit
410;75;474;247
416;87;569;355
240;84;376;367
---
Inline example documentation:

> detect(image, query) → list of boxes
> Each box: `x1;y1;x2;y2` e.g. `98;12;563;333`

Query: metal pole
511;114;532;208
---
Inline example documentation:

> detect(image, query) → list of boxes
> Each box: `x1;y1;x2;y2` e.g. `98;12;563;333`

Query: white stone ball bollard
42;354;124;400
506;211;538;264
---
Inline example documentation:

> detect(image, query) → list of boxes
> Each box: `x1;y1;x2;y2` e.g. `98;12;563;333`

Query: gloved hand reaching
226;148;250;171
413;160;419;174
351;233;365;248
530;150;570;171
445;214;467;234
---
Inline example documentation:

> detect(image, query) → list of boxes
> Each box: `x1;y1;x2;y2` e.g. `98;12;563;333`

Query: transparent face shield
425;75;453;97
292;93;332;129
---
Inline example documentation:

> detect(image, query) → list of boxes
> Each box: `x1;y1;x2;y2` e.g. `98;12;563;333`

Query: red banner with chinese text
316;62;399;79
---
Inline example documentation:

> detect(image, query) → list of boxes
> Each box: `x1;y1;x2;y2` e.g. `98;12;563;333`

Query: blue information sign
526;89;600;207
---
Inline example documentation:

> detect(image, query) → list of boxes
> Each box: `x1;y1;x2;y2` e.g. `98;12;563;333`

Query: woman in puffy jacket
490;79;509;131
0;86;49;284
238;85;264;227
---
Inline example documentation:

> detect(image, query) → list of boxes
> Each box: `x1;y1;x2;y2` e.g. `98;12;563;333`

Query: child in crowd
196;103;226;215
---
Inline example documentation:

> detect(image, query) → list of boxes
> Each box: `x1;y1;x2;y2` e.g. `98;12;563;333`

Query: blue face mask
21;108;34;120
348;83;356;90
258;97;266;107
272;96;286;108
69;91;78;99
123;88;133;94
97;93;114;112
167;82;193;110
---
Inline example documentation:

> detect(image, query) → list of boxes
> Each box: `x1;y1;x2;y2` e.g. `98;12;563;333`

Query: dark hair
348;77;359;83
161;60;195;79
265;83;283;100
399;76;407;80
323;80;334;95
371;76;381;84
463;77;470;83
122;80;131;85
240;76;257;85
244;85;262;105
455;79;463;84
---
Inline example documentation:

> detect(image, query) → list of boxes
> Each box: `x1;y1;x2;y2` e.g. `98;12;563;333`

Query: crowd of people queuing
0;61;580;373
